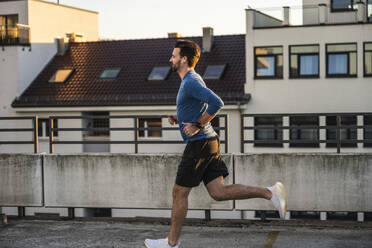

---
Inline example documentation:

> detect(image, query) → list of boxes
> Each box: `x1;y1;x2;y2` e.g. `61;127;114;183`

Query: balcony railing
0;24;30;46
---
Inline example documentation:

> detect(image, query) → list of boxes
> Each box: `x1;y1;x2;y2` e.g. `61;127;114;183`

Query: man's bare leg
206;176;272;201
168;184;192;246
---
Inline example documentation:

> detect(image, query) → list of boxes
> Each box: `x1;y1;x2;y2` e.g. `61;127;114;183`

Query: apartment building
242;0;372;153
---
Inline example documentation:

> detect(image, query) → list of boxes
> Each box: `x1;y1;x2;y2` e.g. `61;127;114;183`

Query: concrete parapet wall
44;154;233;210
1;153;371;212
235;153;372;212
0;154;43;206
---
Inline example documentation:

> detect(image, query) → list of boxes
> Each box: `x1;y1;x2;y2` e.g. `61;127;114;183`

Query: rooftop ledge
247;3;372;28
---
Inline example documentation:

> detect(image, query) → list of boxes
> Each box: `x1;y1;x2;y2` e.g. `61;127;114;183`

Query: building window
289;116;319;147
203;65;226;80
0;15;18;42
290;45;319;78
368;0;372;21
331;0;355;11
254;116;283;147
38;119;58;137
139;118;162;138
254;47;283;79
211;117;220;136
364;115;372;147
49;69;74;83
84;112;110;136
364;42;372;76
326;43;357;77
148;66;171;81
326;115;357;148
99;68;121;79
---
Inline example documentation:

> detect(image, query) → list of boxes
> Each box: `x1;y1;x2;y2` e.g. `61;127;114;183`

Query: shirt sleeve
184;78;224;116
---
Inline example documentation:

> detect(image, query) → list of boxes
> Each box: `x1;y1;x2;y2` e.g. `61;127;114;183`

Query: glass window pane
364;115;372;147
327;44;356;52
290;54;298;76
147;118;162;137
49;69;73;83
300;55;318;75
332;0;353;9
255;47;282;55
148;66;170;80
365;52;372;74
276;55;283;78
365;43;372;51
326;115;357;147
328;54;348;74
255;117;282;147
291;45;319;54
100;68;121;79
256;56;275;76
349;52;357;75
203;65;226;80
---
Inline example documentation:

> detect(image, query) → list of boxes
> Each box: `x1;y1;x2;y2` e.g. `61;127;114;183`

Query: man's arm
182;112;214;137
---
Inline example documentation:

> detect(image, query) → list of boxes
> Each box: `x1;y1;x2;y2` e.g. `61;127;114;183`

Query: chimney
283;6;290;26
318;4;328;24
202;27;213;53
55;37;66;56
168;32;182;38
357;1;366;23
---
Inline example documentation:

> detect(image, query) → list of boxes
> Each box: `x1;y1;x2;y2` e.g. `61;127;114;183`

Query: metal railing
48;114;229;154
0;116;38;153
0;24;30;46
241;113;372;153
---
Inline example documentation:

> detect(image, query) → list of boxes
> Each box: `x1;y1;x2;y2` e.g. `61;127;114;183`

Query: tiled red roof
12;34;250;107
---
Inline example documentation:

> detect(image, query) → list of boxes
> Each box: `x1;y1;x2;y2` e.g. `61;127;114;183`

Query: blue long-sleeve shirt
176;70;224;142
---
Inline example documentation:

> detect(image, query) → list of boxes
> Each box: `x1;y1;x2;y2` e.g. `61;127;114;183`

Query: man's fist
182;122;200;137
168;115;178;125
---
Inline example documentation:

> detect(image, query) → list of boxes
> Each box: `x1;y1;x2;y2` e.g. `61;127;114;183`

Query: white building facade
242;0;372;153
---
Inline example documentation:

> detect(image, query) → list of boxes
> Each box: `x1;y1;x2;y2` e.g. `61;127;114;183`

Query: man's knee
172;184;191;199
208;188;226;201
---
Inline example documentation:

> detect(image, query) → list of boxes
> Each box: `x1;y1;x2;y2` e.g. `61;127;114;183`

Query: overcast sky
47;0;302;39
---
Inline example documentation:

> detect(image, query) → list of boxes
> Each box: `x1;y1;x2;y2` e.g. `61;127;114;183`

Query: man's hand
182;122;201;137
168;115;178;125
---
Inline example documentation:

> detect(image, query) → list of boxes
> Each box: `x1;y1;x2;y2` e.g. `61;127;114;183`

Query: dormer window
203;65;226;80
148;66;171;81
99;68;121;79
49;69;74;83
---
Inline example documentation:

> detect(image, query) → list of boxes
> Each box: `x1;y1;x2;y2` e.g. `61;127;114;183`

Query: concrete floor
1;218;372;248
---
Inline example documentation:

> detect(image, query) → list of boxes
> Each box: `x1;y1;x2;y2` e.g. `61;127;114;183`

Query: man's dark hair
174;40;201;68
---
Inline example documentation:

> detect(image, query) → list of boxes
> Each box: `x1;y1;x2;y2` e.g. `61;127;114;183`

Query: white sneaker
268;182;287;219
144;237;180;248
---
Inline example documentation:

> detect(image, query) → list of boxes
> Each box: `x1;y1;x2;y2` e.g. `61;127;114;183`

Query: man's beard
171;61;180;72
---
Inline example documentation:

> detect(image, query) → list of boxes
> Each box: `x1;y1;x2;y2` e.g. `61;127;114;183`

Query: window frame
138;118;162;139
99;68;121;79
363;42;372;77
330;0;356;12
147;66;171;81
326;115;358;148
289;44;319;79
364;114;372;147
38;118;58;138
254;116;283;147
289;116;320;148
326;43;357;78
203;64;227;80
254;46;283;80
48;69;74;83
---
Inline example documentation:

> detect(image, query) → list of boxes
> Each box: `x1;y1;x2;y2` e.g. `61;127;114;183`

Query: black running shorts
175;137;229;187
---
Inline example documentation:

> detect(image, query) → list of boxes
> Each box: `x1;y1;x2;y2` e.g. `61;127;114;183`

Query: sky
45;0;302;40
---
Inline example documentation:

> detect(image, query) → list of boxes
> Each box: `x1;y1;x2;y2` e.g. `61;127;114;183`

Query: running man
145;40;287;248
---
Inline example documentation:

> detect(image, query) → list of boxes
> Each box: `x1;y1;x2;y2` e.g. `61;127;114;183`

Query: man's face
169;48;183;72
